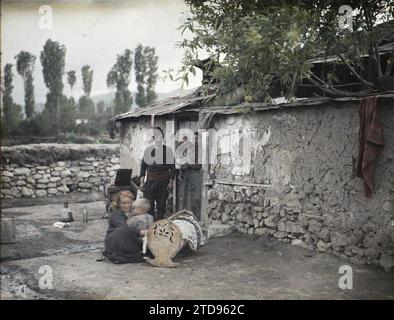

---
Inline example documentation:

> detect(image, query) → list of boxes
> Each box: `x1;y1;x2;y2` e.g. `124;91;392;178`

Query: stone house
111;91;394;270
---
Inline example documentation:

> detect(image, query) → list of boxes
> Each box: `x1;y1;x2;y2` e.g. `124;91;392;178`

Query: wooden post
201;130;212;227
166;116;177;213
1;217;16;244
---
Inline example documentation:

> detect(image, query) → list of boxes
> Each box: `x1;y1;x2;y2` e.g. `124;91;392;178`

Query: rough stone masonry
206;99;394;270
1;144;120;199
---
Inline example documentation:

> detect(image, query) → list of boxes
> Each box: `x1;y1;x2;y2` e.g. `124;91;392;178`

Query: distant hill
33;88;195;113
155;88;195;101
90;91;116;105
90;88;194;107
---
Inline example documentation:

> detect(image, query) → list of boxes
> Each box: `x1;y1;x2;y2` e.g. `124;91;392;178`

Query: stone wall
1;144;120;199
206;99;394;269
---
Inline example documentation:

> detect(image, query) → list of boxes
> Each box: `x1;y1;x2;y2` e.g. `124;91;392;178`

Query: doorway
175;119;203;220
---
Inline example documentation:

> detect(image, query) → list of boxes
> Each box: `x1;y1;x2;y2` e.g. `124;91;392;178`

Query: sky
1;0;202;105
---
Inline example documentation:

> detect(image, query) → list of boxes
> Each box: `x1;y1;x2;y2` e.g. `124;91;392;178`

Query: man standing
139;127;175;221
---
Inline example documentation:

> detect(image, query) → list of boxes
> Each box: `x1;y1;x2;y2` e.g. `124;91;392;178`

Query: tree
135;44;147;107
78;65;95;124
81;65;93;97
94;100;108;133
16;116;43;136
107;49;133;114
15;51;36;118
59;96;77;133
2;64;14;130
78;96;95;120
144;46;158;105
1;64;22;136
40;39;66;135
96;100;105;116
179;1;394;101
76;97;100;136
134;44;159;107
67;70;76;96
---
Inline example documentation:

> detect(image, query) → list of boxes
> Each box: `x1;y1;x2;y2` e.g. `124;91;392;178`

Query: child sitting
127;198;154;254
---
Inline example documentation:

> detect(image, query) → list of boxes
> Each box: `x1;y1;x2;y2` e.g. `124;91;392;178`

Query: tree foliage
144;46;159;105
134;44;159;107
40;39;66;95
135;44;147;107
59;97;77;133
81;65;93;97
107;49;133;114
67;70;76;95
93;100;111;135
179;0;394;101
1;64;22;136
15;51;36;118
40;39;66;134
78;95;95;119
78;65;95;125
96;100;105;116
2;63;14;134
3;39;161;140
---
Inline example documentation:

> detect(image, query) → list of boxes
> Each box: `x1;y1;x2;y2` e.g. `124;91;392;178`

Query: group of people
103;191;153;264
103;126;199;264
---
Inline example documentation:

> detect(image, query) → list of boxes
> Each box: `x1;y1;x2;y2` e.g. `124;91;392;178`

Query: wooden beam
214;180;274;188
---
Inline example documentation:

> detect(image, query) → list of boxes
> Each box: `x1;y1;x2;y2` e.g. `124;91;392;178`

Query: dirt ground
1;200;393;300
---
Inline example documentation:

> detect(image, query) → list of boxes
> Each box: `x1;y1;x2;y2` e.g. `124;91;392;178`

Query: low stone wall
1;144;120;199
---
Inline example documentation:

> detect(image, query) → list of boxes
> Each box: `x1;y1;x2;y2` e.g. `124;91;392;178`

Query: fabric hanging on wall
356;96;384;198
